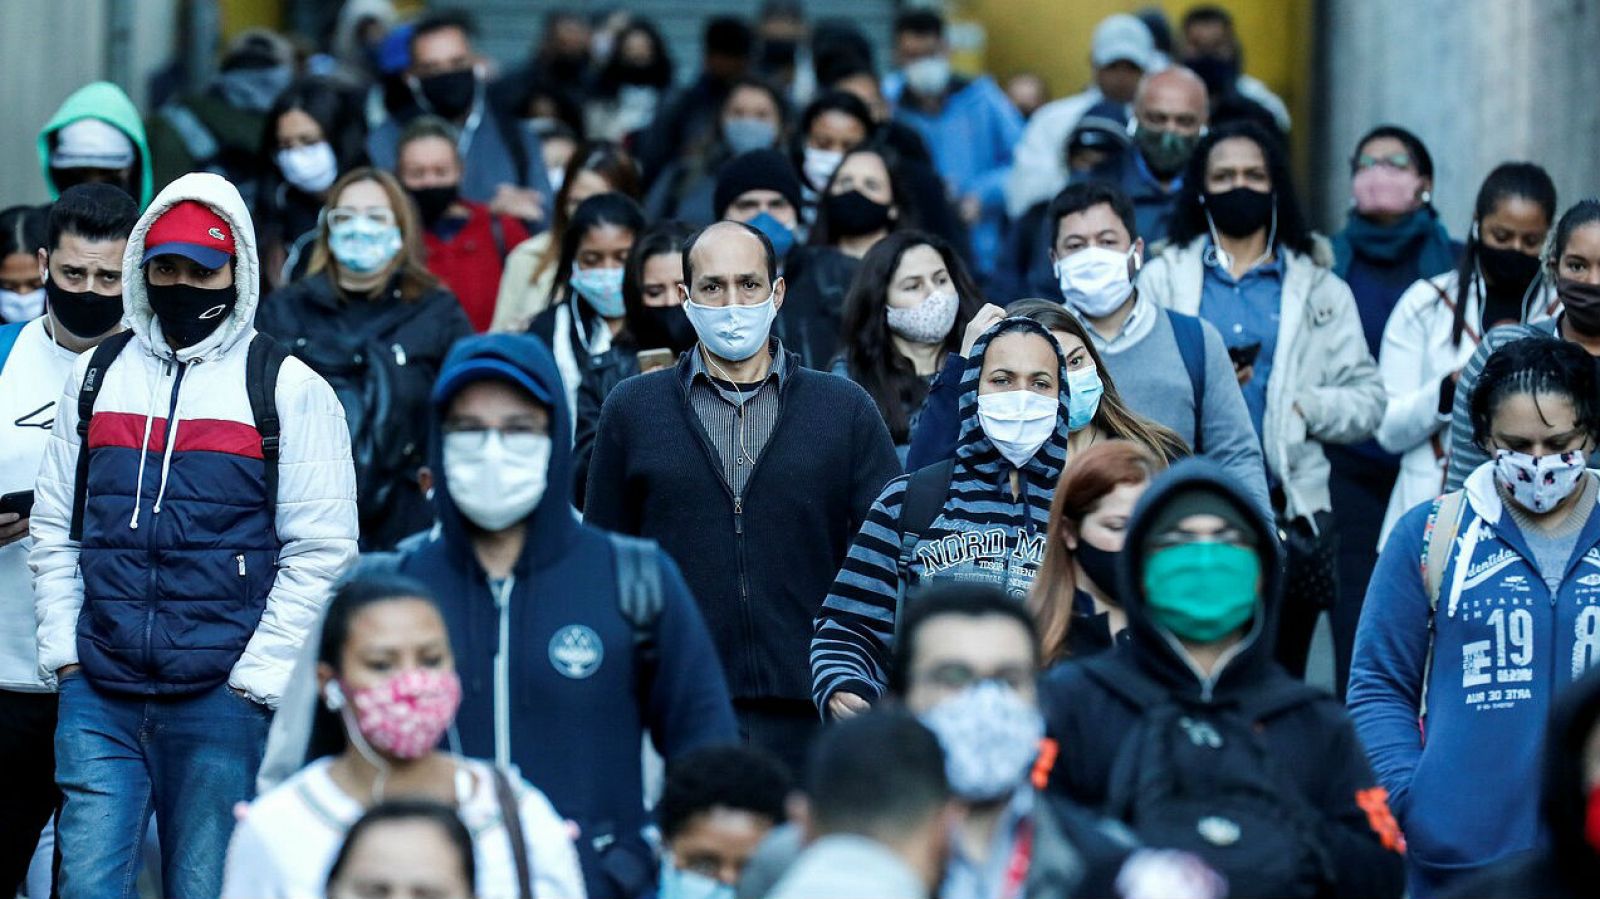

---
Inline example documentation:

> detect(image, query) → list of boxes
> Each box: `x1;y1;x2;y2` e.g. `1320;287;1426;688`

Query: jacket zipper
143;359;187;676
493;576;515;770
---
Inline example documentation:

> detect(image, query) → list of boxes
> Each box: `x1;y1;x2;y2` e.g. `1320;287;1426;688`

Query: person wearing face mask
255;76;370;290
30;172;359;899
653;745;791;899
221;573;585;899
634;17;756;186
37;82;153;209
709;149;805;269
1178;6;1290;133
644;80;790;228
812;317;1072;717
367;11;554;229
585;221;900;775
394;117;530;333
0;185;134;899
259;333;736;899
585;21;674;143
1438;664;1600;899
1043;459;1406;899
792;91;874;218
259;167;471;550
1139;120;1385;680
892;585;1167;899
1351;337;1600;898
1030;441;1163;664
0;206;48;324
148;30;296;210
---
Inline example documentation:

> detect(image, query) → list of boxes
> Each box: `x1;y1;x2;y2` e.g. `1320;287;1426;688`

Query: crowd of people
3;2;1600;898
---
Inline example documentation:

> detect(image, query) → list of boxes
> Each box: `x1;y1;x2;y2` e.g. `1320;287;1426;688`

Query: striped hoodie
810;317;1071;709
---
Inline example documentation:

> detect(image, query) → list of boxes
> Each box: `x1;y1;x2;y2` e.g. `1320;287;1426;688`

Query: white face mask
904;55;953;97
1055;245;1138;318
802;146;844;190
0;287;45;323
276;141;339;194
886;290;960;345
683;292;777;362
1494;448;1588;514
443;430;551;531
919;681;1044;803
977;389;1060;468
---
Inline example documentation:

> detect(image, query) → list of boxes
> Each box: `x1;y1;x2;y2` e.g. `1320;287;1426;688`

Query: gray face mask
216;65;293;113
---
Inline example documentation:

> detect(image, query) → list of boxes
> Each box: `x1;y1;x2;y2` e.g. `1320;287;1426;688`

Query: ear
316;662;338;707
771;275;786;312
36;248;48;282
1131;237;1146;271
1061;522;1080;551
788;793;814;843
417;466;434;497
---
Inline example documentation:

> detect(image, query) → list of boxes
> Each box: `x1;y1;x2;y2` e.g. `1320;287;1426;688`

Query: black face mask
416;69;477;119
824;190;894;238
631;303;698;356
147;282;235;349
45;276;123;339
759;38;799;71
1204;187;1274;238
408;185;458;227
51;167;134;200
1074;538;1122;603
1478;244;1542;299
1558;278;1600;336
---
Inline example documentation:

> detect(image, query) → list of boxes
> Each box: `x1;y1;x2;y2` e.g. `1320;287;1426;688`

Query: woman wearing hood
810;316;1072;719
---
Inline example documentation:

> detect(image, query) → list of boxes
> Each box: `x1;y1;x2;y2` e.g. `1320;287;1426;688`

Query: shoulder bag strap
491;766;536;899
893;458;956;644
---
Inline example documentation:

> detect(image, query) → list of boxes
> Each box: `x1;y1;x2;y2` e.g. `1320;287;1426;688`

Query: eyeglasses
439;426;548;453
1147;528;1255;551
326;207;398;229
911;663;1034;693
1351;152;1414;173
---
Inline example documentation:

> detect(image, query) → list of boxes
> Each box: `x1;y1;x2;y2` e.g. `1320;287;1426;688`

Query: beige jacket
490;232;557;332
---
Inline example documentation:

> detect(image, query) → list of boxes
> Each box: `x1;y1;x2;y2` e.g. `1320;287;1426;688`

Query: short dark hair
1470;337;1600;450
46;183;138;252
1352;124;1434;180
395;115;461;166
411;8;477;53
0;205;49;260
804;709;949;839
1182;5;1234;31
1047;181;1140;247
682;221;778;287
889;583;1039;695
894;9;945;40
705;16;755;59
1549;199;1600;279
326;799;476;894
658;745;792;841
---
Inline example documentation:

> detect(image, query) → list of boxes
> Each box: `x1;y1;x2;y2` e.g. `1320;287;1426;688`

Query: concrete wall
1316;0;1600;236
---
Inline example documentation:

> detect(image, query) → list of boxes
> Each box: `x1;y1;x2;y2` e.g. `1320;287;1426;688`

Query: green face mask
1142;541;1260;643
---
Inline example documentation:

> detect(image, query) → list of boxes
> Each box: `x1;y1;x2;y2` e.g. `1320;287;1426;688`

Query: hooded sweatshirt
37;81;154;209
1040;458;1406;899
1349;462;1600;896
375;334;737;897
811;318;1073;709
29;172;358;704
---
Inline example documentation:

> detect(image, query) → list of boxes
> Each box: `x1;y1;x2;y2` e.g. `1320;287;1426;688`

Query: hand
0;512;27;548
56;664;80;681
958;194;982;225
1234;363;1254;387
961;304;1009;357
827;691;871;720
489;185;545;223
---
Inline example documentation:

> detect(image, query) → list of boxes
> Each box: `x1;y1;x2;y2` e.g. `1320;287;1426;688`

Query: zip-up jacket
1349;462;1600;895
1041;459;1406;899
584;344;901;703
29;172;358;705
810;317;1071;709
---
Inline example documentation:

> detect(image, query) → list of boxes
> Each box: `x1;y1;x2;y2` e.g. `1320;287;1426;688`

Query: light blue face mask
723;117;778;154
1066;365;1104;431
659;860;734;899
745;211;796;258
570;266;626;318
328;219;403;274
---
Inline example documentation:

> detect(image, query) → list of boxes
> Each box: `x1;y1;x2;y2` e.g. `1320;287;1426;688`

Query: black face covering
45;277;123;338
408;185;458;227
1558;278;1600;336
759;38;799;71
1074;538;1122;602
417;69;477;119
1204;187;1275;238
147;282;235;348
631;303;698;355
824;190;894;238
51;167;134;200
1478;244;1542;299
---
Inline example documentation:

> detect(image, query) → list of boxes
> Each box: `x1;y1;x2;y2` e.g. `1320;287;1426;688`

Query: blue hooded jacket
392;334;738;897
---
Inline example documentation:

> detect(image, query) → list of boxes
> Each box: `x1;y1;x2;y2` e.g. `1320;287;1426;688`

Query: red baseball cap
141;200;236;269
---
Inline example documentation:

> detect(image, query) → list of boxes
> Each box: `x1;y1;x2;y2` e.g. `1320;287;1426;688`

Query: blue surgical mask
684;292;777;362
328;218;403;274
570;266;626;318
723;117;778;154
1065;365;1104;431
659;861;734;899
746;211;795;258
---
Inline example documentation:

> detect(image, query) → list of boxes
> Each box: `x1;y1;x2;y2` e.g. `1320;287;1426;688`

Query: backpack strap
0;321;25;377
1419;490;1468;718
1168;312;1207;455
491;766;536;899
246;334;291;526
893;458;956;644
69;330;135;541
609;532;664;703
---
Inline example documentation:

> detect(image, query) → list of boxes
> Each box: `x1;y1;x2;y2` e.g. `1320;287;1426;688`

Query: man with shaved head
1081;66;1209;246
584;219;899;773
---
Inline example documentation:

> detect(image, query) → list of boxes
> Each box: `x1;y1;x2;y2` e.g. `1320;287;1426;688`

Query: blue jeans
54;674;271;899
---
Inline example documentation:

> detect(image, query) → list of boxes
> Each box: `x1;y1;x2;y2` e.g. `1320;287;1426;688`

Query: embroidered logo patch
549;625;603;679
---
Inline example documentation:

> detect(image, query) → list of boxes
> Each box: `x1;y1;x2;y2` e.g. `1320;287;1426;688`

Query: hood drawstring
151;378;184;517
127;375;165;530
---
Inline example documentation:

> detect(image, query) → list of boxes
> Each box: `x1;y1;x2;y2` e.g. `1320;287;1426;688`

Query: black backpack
892;458;955;643
70;330;287;540
1085;656;1335;899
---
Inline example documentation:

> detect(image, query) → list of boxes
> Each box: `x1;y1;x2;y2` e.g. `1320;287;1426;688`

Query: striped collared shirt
686;340;788;497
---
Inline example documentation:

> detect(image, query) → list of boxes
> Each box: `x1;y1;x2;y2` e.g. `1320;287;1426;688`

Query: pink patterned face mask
346;668;462;760
1352;166;1424;217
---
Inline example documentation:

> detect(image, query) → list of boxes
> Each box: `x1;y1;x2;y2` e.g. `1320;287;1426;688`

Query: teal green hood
37;82;154;209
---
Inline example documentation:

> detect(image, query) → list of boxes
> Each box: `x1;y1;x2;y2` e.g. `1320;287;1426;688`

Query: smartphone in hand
0;490;34;518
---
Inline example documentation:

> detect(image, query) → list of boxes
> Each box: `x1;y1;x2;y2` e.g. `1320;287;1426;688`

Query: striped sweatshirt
810;318;1072;709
